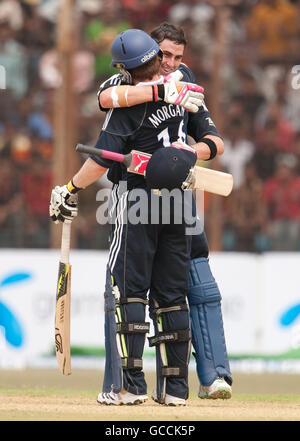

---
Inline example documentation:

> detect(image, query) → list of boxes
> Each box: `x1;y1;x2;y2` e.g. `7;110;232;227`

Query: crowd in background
0;0;300;251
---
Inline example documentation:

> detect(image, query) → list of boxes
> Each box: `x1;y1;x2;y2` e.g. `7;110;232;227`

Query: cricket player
50;29;205;406
97;23;233;400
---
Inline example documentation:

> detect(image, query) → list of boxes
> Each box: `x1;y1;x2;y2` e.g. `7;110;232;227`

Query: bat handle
76;143;132;168
61;222;71;264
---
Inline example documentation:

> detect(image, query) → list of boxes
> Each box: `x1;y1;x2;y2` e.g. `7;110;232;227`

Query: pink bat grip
76;144;125;163
100;150;126;162
76;144;132;168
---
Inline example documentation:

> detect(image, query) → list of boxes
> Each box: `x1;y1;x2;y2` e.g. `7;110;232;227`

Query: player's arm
178;64;225;161
192;135;224;161
49;129;116;224
185;99;224;161
100;85;153;108
49;158;107;224
187;108;225;162
99;71;204;113
72;158;107;189
50;125;128;224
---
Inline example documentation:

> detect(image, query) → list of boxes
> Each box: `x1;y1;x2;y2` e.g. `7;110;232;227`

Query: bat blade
55;222;72;376
55;261;71;375
75;143;233;196
192;166;233;196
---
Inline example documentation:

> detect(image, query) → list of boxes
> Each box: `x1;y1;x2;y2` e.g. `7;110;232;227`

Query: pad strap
152;304;188;317
117;296;148;305
116;322;150;334
161;366;188;378
121;357;143;370
148;329;190;347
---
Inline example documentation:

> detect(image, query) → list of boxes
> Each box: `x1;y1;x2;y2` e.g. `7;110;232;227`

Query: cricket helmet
145;147;197;191
111;29;161;70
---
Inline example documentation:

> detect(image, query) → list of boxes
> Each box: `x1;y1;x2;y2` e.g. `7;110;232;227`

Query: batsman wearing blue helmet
98;23;233;400
50;29;205;406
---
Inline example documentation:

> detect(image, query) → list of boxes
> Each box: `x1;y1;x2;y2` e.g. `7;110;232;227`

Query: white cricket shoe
97;389;148;405
198;377;232;399
151;390;186;406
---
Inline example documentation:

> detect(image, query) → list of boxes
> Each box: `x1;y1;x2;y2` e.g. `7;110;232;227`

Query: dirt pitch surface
1;369;300;421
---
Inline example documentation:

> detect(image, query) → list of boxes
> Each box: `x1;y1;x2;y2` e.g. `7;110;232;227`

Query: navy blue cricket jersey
97;63;220;142
94;64;220;187
178;64;220;141
92;90;188;189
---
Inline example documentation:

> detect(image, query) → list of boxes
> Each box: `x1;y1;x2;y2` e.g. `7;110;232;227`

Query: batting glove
49;185;78;224
162;70;204;113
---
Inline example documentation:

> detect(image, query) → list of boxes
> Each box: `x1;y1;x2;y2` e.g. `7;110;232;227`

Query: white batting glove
49;185;78;224
162;70;204;113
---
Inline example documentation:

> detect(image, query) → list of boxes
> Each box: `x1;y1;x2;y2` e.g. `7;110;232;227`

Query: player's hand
170;140;197;155
163;70;204;113
49;185;78;224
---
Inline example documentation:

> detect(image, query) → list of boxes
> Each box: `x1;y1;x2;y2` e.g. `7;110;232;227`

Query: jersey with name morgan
94;64;220;187
91;97;188;189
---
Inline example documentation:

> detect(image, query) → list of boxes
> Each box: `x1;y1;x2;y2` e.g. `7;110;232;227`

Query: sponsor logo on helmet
141;49;157;63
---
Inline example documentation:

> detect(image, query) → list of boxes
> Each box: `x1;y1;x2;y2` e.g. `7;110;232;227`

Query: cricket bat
76;143;233;196
55;222;72;375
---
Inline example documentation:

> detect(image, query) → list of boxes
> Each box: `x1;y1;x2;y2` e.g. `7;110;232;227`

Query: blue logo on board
0;272;32;347
279;303;300;327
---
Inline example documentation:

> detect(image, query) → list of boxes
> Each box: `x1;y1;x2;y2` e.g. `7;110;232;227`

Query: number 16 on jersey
55;222;72;375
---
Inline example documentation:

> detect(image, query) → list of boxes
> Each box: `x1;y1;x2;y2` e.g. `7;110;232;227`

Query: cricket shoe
198;377;232;400
151;390;186;406
97;389;148;406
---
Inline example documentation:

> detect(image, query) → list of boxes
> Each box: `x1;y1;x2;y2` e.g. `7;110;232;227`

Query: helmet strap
120;68;133;84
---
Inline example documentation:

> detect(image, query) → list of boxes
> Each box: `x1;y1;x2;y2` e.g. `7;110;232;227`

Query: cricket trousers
107;185;192;399
191;230;209;259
